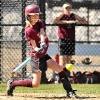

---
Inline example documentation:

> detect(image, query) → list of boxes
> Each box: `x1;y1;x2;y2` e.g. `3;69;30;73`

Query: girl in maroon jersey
6;4;78;98
53;3;88;77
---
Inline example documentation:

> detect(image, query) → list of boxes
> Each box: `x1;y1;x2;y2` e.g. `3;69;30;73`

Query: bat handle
34;47;44;56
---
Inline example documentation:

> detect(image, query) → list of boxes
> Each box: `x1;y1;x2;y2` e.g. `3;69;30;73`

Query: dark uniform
58;13;76;55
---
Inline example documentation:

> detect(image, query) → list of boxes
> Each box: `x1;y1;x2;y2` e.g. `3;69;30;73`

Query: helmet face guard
25;4;42;17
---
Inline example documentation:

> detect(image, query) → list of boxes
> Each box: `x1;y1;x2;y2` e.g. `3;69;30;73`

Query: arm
40;28;47;42
40;28;47;49
30;28;47;52
53;13;77;24
30;40;40;52
75;14;88;24
53;13;66;24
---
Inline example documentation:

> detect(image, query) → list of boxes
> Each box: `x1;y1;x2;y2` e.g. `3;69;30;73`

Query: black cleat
6;80;15;96
67;90;79;98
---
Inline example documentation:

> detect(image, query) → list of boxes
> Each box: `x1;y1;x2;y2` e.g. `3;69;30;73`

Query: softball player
53;3;88;76
6;4;78;98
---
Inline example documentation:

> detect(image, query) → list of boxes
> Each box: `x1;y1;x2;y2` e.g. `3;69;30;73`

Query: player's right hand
38;47;44;53
35;47;45;55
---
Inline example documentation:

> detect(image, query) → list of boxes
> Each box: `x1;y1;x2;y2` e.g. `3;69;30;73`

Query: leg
59;55;72;68
64;55;72;77
47;59;78;98
6;71;41;96
66;55;72;64
40;70;48;84
7;57;41;96
47;59;72;90
59;55;66;68
32;71;41;87
58;39;74;68
59;55;71;77
58;39;74;77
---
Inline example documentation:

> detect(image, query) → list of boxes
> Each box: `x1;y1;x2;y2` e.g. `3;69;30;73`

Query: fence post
38;0;48;83
22;0;27;78
38;0;46;24
87;6;89;43
0;0;2;83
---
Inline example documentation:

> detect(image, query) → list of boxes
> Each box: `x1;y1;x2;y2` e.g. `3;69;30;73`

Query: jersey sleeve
25;28;35;41
39;20;46;31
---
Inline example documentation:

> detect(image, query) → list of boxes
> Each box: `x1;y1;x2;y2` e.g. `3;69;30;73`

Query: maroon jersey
58;13;76;40
25;20;49;58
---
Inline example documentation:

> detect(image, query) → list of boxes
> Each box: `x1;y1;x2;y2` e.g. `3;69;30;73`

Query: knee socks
58;71;72;92
63;68;70;77
12;79;32;87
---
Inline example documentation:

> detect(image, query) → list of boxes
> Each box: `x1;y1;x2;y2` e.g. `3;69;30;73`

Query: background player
53;3;88;76
6;4;78;98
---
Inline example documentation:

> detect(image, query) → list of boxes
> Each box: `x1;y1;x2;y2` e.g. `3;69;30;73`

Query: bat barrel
13;48;43;73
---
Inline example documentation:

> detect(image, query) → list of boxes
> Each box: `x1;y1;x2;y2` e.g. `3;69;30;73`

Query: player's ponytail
25;19;32;28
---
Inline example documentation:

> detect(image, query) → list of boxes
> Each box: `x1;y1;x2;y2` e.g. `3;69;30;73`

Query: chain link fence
0;0;100;84
45;0;100;78
0;0;36;83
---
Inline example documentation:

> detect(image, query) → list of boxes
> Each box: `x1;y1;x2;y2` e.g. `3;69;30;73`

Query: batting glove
35;47;44;55
40;41;47;49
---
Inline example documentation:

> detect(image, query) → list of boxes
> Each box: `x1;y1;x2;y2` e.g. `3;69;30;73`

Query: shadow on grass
35;95;98;99
0;95;98;100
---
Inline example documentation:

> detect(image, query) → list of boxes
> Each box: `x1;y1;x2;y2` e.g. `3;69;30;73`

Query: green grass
0;84;100;95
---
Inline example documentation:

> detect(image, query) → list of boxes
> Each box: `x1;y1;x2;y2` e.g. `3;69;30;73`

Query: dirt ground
0;93;100;100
